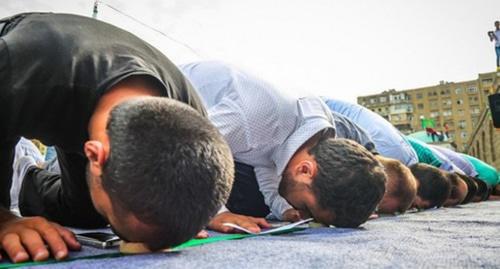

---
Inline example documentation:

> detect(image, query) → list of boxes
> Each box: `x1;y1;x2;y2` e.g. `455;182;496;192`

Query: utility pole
92;0;99;19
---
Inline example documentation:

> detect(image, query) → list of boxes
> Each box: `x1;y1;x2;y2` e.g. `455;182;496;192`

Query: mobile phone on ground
76;232;121;249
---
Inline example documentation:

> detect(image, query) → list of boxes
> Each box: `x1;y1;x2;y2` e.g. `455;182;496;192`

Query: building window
370;98;377;104
448;131;455;139
457;99;464;105
430;100;439;109
471;106;481;115
457;109;464;116
467;87;478;94
461;131;468;138
458;120;466;129
416;93;423;99
417;103;424;109
440;89;450;95
443;110;452;117
455;88;463;94
428;91;437;97
442;99;452;106
380;96;387;103
471;117;480;127
469;96;479;103
482;78;493;84
430;111;440;118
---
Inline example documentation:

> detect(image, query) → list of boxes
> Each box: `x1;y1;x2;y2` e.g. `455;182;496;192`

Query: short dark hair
446;172;466;205
410;163;451;208
456;173;477;204
102;97;234;250
310;138;387;228
472;177;491;201
380;157;417;213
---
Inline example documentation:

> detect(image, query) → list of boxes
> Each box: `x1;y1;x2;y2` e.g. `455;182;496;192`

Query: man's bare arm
0;139;80;263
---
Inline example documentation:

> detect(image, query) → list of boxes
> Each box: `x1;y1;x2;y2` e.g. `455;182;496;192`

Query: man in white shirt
180;61;386;233
489;20;500;71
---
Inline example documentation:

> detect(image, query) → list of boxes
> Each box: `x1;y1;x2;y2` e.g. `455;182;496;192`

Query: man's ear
84;140;107;177
295;160;317;185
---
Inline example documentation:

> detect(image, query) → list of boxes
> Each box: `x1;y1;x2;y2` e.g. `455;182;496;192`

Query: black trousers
227;162;270;218
19;147;106;228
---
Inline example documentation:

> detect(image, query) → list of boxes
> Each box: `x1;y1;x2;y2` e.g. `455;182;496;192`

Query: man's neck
88;77;161;142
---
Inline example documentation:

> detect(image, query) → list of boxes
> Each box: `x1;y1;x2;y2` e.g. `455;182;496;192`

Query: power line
95;0;203;58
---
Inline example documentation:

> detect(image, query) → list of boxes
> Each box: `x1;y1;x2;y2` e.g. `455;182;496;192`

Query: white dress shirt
180;61;335;219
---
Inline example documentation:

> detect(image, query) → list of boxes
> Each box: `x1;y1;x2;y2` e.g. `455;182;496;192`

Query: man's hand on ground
282;208;302;222
194;229;209;239
0;216;81;263
208;212;271;234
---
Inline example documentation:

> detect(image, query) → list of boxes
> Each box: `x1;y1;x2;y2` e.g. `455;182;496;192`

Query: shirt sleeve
254;166;293;220
217;204;229;215
0;137;19;208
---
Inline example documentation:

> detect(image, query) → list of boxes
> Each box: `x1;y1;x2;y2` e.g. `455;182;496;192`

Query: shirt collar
274;96;336;175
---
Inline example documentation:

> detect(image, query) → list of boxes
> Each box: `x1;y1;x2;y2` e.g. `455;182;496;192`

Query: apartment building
358;72;499;152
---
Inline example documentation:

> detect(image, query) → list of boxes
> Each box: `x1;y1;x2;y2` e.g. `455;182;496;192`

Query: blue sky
3;0;500;102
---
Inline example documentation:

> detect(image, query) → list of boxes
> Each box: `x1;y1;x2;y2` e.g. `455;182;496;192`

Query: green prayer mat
0;227;306;268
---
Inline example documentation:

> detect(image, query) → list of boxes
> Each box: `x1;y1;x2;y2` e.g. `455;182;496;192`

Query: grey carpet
8;201;500;268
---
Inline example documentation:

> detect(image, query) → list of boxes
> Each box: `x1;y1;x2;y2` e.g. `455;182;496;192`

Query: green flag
421;118;435;129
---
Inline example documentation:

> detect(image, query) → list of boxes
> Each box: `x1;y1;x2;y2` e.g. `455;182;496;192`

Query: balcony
389;104;413;114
